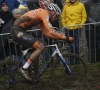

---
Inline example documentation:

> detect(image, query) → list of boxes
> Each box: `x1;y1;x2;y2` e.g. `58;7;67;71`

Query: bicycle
0;40;88;90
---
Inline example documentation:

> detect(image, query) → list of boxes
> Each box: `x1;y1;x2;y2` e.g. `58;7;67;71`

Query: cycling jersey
14;8;66;40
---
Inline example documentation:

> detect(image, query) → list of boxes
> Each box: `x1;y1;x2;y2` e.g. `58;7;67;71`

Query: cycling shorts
10;25;38;48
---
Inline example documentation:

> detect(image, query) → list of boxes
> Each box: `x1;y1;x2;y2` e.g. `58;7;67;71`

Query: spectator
84;0;100;62
0;2;13;33
61;0;87;64
0;0;20;12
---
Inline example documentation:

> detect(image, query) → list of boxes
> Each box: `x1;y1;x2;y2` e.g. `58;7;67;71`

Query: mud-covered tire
50;53;88;90
0;60;31;90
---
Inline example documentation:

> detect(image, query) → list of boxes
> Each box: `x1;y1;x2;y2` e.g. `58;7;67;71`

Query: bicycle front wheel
50;53;88;90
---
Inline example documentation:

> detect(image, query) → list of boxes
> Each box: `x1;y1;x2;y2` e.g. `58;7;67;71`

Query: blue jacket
0;0;20;12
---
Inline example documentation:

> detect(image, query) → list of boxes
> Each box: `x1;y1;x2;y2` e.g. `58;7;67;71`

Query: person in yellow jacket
61;0;87;64
61;0;87;29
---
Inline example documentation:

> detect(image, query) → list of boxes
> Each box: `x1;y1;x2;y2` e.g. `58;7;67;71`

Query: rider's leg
20;41;44;80
22;41;44;69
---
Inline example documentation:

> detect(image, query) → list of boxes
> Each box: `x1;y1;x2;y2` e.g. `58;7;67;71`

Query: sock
23;59;32;69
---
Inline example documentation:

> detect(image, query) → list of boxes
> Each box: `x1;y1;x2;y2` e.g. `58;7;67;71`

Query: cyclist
10;3;74;81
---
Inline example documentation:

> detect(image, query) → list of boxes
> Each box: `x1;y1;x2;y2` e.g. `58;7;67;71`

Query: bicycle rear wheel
0;60;32;90
0;60;17;89
50;53;88;90
0;60;17;81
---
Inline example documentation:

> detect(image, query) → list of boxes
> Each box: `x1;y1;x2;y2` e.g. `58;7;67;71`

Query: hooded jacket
0;11;13;33
0;0;20;12
84;0;100;23
61;0;87;30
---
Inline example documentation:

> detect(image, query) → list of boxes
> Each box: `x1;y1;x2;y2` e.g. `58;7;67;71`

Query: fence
0;23;100;63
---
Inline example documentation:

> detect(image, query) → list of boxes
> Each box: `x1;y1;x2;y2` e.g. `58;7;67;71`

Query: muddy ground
0;69;100;90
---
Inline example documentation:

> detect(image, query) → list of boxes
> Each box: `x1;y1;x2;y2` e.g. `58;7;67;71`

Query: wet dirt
0;70;100;90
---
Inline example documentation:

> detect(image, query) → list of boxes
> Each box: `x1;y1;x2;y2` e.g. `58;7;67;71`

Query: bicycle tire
0;60;18;81
0;60;32;90
50;53;88;90
0;60;17;89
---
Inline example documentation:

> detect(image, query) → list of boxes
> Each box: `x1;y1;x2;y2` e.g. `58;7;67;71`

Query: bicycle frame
7;44;71;83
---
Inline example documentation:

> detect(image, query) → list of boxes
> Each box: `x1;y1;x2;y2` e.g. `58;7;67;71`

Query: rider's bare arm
38;12;66;40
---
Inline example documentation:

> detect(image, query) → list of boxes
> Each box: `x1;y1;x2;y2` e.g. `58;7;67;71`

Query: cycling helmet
48;3;61;15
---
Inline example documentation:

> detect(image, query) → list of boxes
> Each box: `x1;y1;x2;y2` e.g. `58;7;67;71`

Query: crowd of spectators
0;0;100;67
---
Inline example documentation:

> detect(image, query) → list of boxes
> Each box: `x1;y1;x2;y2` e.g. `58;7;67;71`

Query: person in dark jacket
0;2;13;33
84;0;100;62
0;8;23;60
0;0;20;12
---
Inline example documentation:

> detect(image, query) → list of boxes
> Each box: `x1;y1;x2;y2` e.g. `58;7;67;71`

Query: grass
42;62;100;79
0;62;100;81
87;62;100;71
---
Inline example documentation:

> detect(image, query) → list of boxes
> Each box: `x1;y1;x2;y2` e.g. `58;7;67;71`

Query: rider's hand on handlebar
65;37;74;43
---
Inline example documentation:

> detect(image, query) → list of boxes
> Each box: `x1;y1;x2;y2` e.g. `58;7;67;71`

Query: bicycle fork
59;55;72;75
52;44;72;75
